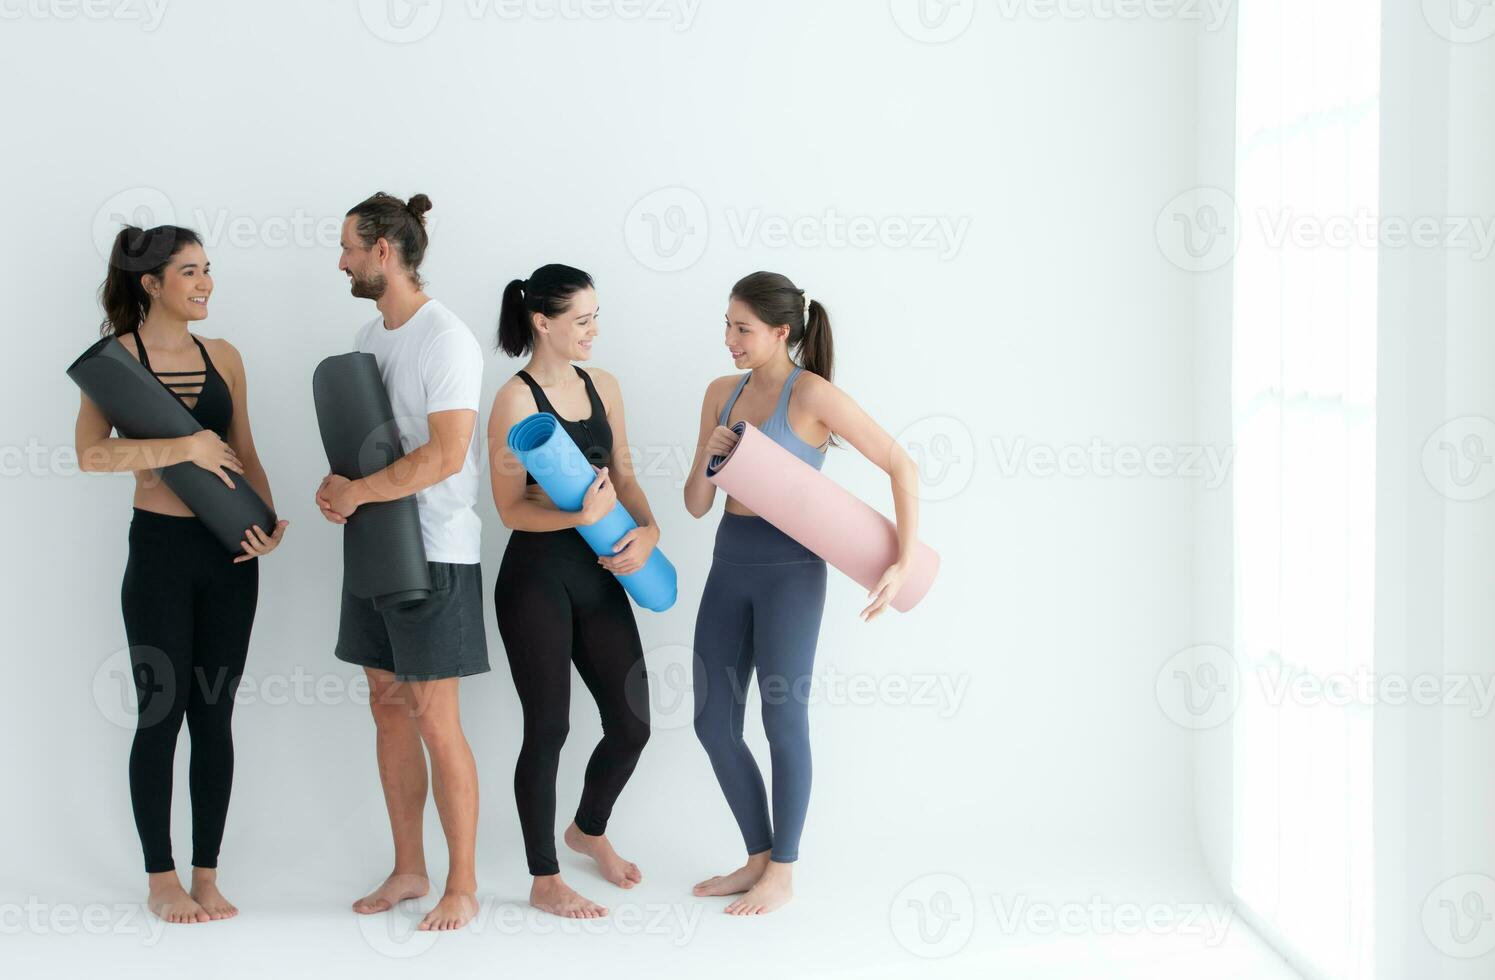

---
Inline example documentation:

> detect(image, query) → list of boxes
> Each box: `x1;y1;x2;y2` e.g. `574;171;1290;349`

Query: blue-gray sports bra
719;366;827;470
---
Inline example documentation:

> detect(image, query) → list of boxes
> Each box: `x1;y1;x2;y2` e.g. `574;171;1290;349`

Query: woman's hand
235;520;289;563
704;425;741;463
185;430;243;487
577;466;616;525
598;523;659;576
861;561;910;622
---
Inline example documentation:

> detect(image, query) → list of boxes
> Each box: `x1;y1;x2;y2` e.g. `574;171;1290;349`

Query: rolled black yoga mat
66;335;277;554
312;352;431;610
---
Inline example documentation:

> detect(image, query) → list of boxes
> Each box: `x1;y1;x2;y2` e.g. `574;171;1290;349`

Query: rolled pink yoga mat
707;421;939;612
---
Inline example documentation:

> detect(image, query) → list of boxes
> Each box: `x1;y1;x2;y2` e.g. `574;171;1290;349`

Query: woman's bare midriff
131;470;196;517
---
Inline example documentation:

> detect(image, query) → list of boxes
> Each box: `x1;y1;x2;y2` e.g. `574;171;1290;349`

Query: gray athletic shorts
335;561;491;682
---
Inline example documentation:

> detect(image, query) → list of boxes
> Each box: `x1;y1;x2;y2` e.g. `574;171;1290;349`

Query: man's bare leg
353;668;431;914
409;677;480;931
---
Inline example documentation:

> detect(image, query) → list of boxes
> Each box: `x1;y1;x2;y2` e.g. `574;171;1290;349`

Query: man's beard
349;269;386;300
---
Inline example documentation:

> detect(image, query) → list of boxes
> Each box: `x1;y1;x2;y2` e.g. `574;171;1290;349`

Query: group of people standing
73;191;923;931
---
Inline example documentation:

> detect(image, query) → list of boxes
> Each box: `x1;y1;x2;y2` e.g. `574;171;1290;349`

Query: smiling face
724;296;789;369
143;243;212;321
535;286;599;361
338;215;388;300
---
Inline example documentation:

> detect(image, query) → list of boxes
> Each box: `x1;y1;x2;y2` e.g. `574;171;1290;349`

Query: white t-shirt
354;299;484;564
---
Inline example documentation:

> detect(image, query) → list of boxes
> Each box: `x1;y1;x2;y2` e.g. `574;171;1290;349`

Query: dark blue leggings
693;513;827;863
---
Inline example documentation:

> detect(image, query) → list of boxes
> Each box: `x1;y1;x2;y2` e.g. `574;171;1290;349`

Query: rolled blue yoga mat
507;412;677;612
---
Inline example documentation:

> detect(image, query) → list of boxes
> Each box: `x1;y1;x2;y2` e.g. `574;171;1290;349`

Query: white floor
3;846;1299;980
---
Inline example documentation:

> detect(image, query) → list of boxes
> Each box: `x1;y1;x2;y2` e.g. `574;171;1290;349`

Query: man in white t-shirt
315;191;487;933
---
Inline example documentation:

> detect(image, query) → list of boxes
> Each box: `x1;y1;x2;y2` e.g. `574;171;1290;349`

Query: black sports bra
135;333;233;440
515;366;612;486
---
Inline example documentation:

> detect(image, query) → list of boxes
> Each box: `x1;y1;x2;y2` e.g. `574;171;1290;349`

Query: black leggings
494;529;650;877
121;508;258;873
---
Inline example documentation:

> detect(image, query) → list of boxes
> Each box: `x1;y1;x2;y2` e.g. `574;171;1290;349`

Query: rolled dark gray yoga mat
312;352;431;610
66;335;277;554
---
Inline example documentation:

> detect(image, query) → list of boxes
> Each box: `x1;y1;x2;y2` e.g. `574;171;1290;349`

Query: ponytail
799;298;834;382
98;225;203;337
496;278;531;356
494;264;595;357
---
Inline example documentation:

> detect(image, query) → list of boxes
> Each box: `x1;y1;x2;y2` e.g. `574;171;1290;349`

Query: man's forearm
349;441;452;506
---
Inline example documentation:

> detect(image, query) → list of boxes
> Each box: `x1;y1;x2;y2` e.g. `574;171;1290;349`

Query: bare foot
189;869;239;920
693;851;770;897
530;874;608;918
147;872;210;924
725;860;793;915
563;822;642;888
353;871;430;914
418;890;478;931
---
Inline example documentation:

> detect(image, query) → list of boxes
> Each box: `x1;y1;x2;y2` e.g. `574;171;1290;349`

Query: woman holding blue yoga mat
73;225;288;925
683;271;923;915
486;264;660;919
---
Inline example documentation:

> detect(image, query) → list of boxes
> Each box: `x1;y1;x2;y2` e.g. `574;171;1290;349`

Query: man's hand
316;473;363;524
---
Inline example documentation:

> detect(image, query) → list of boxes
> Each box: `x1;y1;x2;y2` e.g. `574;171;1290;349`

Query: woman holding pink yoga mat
683;271;923;915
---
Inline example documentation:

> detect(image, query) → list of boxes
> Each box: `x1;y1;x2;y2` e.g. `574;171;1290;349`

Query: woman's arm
683;376;733;519
487;380;614;533
800;374;921;619
75;392;241;486
590;369;659;574
217;340;273;507
216;339;289;560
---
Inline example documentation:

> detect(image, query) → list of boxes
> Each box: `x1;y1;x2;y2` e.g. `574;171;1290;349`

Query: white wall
0;0;1209;926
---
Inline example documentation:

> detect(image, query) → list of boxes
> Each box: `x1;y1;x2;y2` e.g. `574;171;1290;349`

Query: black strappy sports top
135;333;233;440
515;366;612;486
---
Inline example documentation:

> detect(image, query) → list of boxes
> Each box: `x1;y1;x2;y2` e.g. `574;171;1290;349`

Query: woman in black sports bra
74;225;288;925
486;265;662;919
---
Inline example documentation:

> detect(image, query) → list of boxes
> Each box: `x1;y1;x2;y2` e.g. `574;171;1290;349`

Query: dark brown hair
346;192;433;286
98;225;204;336
497;264;595;356
730;271;834;382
